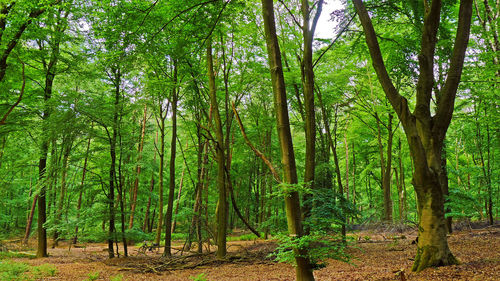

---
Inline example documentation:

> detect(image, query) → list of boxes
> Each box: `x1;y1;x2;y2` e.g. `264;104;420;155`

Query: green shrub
30;263;57;279
110;274;123;281
272;232;350;270
85;271;100;281
190;273;208;281
0;260;29;281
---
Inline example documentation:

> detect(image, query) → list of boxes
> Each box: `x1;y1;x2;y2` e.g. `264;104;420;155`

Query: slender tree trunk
164;62;178;257
53;138;72;247
317;90;346;238
171;163;185;234
383;114;394;222
261;1;315;279
74;129;92;244
344;132;349;203
155;102;168;245
23;194;38;245
300;0;322;234
129;105;147;229
207;38;228;259
143;132;157;233
107;69;122;259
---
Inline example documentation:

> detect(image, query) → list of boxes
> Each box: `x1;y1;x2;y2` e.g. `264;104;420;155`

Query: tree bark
53;137;72;247
261;0;315;279
353;0;472;271
74;131;92;244
300;0;322;234
207;38;228;259
142;132;157;233
155;101;169;245
164;61;178;256
23;194;38;245
129;105;148;229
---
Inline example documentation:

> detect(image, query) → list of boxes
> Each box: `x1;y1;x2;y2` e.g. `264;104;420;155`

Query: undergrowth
0;260;57;281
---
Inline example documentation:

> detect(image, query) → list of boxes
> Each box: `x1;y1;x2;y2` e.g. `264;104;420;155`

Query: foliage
272;232;350;270
0;261;57;281
189;273;208;281
445;188;482;220
85;271;100;281
0;260;29;281
110;274;123;281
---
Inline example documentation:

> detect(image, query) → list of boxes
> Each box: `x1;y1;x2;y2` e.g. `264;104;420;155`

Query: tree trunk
412;174;458;272
344;132;349;203
164;62;178;257
171;163;185;234
261;0;315;279
353;0;472;272
155;101;169;245
300;0;322;234
74;130;92;244
207;38;228;259
53;137;72;247
142;132;157;233
107;69;121;259
317;90;346;238
129;105;147;229
23;194;38;245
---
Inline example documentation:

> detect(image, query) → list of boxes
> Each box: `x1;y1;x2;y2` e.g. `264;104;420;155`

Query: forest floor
3;225;500;281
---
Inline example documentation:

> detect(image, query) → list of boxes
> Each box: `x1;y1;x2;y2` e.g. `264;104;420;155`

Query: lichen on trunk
412;185;458;272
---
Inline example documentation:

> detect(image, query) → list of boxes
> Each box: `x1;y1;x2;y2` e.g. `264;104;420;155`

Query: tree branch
0;61;25;126
352;0;413;129
433;0;473;143
232;102;282;183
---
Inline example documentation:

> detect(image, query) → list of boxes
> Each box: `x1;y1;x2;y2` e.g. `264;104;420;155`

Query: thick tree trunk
353;0;472;272
261;0;315;279
412;173;458;272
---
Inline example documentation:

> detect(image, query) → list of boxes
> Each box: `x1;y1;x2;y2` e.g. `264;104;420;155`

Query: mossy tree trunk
353;0;473;272
207;37;227;259
261;0;315;279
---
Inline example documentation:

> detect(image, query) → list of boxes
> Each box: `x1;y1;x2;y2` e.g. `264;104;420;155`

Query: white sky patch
315;0;344;39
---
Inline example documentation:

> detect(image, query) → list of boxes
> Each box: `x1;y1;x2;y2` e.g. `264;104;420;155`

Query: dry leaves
9;227;499;280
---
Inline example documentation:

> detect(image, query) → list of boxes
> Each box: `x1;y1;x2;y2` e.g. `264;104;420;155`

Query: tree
260;0;315;279
352;0;473;271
